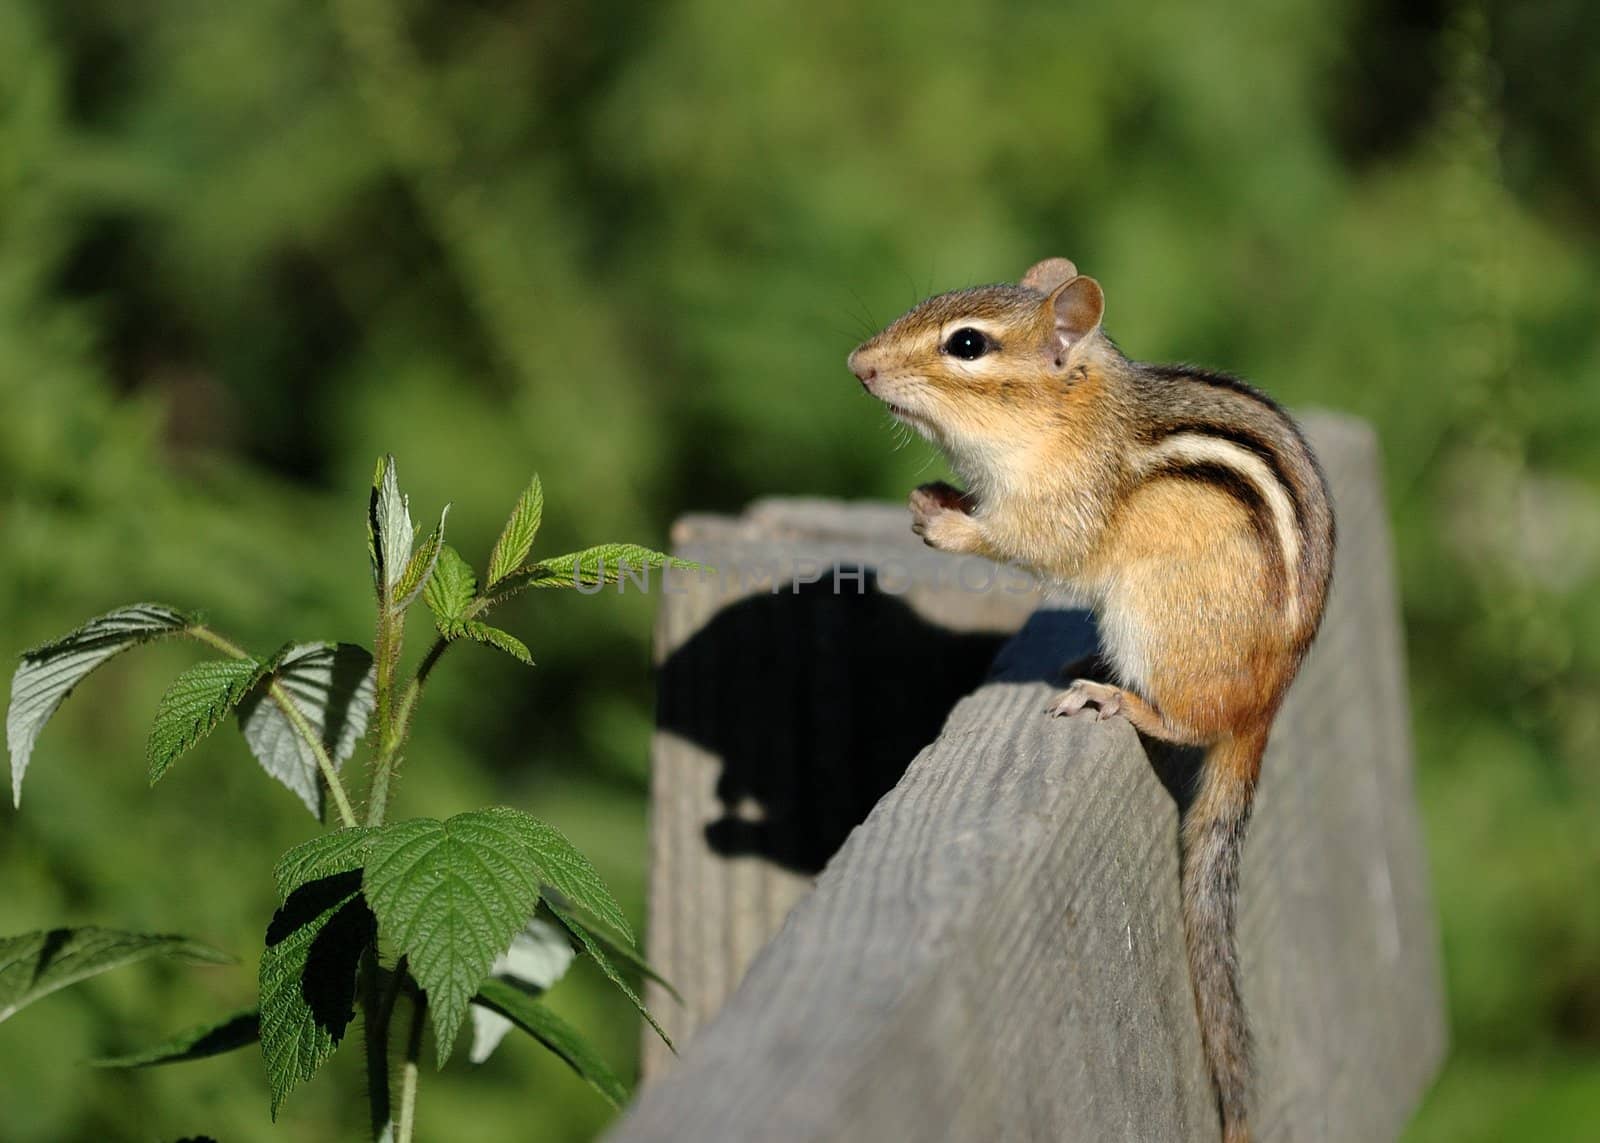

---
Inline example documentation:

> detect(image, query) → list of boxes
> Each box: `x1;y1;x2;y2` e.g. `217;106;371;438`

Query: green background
3;0;1597;1139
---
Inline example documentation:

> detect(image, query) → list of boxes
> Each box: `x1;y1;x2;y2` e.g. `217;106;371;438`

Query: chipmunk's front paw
1047;679;1124;720
910;507;981;552
909;481;967;516
909;483;983;553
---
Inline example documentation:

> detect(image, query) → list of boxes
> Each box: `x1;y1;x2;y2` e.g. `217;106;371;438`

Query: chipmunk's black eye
943;328;990;360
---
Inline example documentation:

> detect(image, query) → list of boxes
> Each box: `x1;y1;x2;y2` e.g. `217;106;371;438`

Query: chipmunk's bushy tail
1182;729;1267;1143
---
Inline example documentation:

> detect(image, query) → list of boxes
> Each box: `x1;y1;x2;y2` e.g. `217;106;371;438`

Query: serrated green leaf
544;901;680;1004
259;874;374;1117
468;918;575;1064
514;817;632;945
369;456;414;594
492;545;703;597
0;927;232;1024
486;476;544;588
395;505;450;611
366;456;386;576
237;643;375;819
548;903;673;1050
423;545;477;632
463;621;533;666
92;1008;261;1068
472;977;627;1108
273;827;379;899
361;812;547;1065
148;655;280;786
8;603;194;807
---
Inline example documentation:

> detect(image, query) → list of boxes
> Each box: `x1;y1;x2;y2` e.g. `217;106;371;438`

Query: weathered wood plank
628;413;1446;1140
642;502;1046;1075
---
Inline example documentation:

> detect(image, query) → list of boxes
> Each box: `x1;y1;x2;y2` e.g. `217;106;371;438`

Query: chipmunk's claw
1047;679;1124;721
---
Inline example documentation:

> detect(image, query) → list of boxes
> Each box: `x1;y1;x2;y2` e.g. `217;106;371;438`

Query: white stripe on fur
1142;432;1301;618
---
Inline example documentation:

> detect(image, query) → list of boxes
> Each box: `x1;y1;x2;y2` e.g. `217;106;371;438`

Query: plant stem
189;625;359;828
392;636;448;741
365;605;404;827
362;950;393;1139
397;986;427;1143
366;628;450;828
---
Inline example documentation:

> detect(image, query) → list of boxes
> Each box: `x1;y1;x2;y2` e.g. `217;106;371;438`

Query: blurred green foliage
2;0;1597;1138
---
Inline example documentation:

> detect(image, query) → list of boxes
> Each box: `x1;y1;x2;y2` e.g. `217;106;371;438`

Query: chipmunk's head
847;258;1109;475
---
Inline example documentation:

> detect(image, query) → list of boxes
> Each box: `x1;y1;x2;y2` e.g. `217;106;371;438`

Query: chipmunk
847;258;1334;1143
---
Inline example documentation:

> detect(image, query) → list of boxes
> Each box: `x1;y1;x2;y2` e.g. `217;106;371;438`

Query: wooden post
643;500;1045;1076
627;413;1447;1140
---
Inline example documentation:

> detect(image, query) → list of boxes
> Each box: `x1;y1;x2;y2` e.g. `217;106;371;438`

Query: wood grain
626;412;1446;1140
642;501;1046;1075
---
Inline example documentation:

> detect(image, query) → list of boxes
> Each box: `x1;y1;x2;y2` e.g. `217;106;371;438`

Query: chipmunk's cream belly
1078;479;1281;734
976;493;1110;584
1090;560;1273;738
1093;583;1154;695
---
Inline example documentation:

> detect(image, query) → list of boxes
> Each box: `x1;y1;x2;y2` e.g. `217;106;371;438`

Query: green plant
3;457;688;1141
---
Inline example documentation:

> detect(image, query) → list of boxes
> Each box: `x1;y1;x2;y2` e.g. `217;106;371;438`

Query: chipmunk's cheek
875;382;944;436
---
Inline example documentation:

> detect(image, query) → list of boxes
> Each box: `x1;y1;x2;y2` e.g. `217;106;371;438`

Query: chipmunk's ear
1047;276;1104;364
1020;257;1078;293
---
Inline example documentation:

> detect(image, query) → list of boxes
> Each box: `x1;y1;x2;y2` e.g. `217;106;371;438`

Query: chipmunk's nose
847;349;877;386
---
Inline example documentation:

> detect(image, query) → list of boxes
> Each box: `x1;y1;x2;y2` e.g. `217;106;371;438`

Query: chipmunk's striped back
1131;365;1334;644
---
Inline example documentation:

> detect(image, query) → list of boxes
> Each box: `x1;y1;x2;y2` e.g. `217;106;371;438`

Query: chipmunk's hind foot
1046;679;1123;720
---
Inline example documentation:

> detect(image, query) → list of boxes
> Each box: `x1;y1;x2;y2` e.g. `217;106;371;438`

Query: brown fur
849;261;1336;1143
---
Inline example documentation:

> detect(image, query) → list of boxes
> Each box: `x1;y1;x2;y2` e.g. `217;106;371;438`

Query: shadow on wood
643;505;1045;1071
626;414;1447;1140
661;579;1021;874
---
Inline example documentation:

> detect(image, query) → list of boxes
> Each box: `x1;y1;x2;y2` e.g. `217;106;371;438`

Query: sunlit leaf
0;927;231;1025
468;918;574;1064
546;900;680;1003
148;654;281;785
7;604;193;807
273;827;379;899
92;1008;261;1068
361;812;546;1065
462;621;532;666
486;475;544;588
237;644;375;819
472;977;627;1108
259;873;374;1117
492;544;702;597
422;545;476;632
369;455;414;594
395;504;450;611
517;817;633;944
549;902;672;1050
